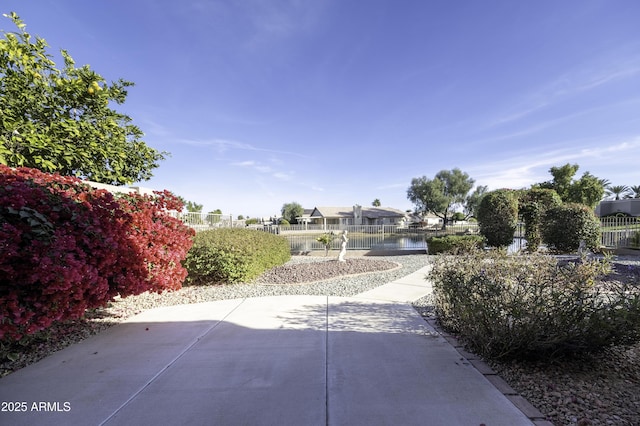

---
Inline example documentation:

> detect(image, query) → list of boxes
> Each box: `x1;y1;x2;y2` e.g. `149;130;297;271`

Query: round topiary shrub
476;189;519;248
184;228;291;284
542;203;601;253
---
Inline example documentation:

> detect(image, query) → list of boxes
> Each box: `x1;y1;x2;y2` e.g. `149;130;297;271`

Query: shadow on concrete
0;296;532;426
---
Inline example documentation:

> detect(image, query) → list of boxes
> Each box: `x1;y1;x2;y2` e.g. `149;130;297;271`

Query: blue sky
4;1;640;218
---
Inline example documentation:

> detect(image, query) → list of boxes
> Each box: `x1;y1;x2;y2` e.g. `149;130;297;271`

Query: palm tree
606;185;631;200
626;185;640;199
598;178;611;189
598;178;611;200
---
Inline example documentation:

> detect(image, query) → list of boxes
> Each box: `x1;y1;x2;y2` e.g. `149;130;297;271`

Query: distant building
308;205;406;227
596;199;640;217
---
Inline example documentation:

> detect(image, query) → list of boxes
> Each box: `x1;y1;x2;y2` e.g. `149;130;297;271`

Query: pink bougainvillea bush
0;165;194;340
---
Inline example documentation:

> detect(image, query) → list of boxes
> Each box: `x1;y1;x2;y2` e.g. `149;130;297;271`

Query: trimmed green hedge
427;235;484;254
184;228;291;284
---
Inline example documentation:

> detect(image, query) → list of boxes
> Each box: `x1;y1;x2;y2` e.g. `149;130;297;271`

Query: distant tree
407;168;475;229
464;185;488;219
372;199;381;207
177;197;202;213
237;214;244;220
598;178;611;190
0;13;166;184
539;163;579;201
206;208;222;224
281;202;304;224
568;172;605;208
606;185;631;200
452;212;465;222
627;185;640;199
537;163;604;208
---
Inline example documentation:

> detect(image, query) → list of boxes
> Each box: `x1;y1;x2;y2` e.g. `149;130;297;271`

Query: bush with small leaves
542;203;601;253
429;249;640;360
476;189;519;248
426;235;484;254
518;188;562;252
184;228;291;284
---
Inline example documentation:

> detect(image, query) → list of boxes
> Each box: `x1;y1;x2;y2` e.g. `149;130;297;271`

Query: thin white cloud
467;137;640;190
176;138;310;158
272;172;292;180
232;160;256;167
241;0;327;46
376;182;406;190
487;60;640;128
140;118;171;137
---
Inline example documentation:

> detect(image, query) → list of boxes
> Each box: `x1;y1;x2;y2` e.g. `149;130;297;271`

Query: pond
285;232;525;253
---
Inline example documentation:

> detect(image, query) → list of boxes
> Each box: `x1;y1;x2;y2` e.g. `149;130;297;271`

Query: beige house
307;205;406;227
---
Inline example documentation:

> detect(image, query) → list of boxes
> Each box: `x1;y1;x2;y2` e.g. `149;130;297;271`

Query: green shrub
518;188;562;252
542;203;601;253
427;235;484;254
279;219;290;226
429;250;640;360
184;228;291;284
477;189;519;248
316;232;336;256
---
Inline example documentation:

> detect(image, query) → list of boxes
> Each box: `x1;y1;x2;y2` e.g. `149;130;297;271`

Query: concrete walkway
0;265;547;426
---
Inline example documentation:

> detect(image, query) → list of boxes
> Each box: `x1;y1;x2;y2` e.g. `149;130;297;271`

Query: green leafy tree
464;185;488;219
537;163;604;208
451;212;465;222
372;198;381;207
567;172;606;208
281;201;304;224
0;12;166;184
407;168;475;229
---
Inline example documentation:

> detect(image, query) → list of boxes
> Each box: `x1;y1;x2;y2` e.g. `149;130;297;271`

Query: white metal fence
168;212;245;231
600;216;640;248
173;213;640;250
